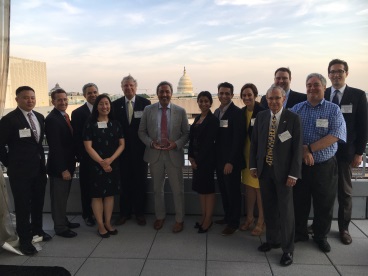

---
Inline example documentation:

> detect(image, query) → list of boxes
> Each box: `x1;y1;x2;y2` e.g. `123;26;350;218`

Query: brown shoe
172;222;184;233
221;226;238;236
214;219;227;225
153;219;165;230
136;216;146;226
340;230;352;245
115;216;131;226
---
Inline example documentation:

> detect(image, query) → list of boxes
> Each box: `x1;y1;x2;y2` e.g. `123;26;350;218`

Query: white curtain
0;0;10;117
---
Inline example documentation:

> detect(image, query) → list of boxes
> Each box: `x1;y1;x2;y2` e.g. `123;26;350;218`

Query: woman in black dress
83;94;125;238
188;91;219;233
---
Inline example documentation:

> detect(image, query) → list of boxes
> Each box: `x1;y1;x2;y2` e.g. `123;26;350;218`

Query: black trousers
336;158;352;232
79;160;93;219
216;167;241;229
8;173;46;244
294;157;338;240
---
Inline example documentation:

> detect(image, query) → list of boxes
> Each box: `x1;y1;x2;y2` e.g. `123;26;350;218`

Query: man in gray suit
250;84;302;266
138;81;189;233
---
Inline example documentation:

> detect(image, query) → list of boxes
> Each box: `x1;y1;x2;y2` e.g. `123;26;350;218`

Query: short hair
306;73;327;87
121;75;137;86
156;81;173;94
91;94;114;122
240;83;258;97
328;59;349;73
197;91;213;105
274;67;291;79
16;86;35;95
51;88;67;100
82;83;98;96
266;84;286;97
217;82;234;95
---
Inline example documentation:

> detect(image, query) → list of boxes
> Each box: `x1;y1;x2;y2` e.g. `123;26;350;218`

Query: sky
10;0;368;96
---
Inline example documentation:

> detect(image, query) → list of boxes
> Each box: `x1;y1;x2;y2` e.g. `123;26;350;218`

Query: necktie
332;90;340;105
127;100;133;124
265;115;276;166
27;112;39;142
161;107;168;144
64;113;73;133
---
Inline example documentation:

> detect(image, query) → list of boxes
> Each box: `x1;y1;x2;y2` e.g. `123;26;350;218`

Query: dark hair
91;94;114;121
240;83;258;97
156;81;173;94
16;86;35;95
217;82;234;94
197;91;213;105
82;83;98;96
51;88;67;100
328;59;348;73
274;67;291;79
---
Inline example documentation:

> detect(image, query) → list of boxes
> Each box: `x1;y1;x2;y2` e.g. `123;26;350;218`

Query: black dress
83;120;124;198
188;112;218;194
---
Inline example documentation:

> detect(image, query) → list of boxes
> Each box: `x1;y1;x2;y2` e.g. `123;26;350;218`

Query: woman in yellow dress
239;83;266;236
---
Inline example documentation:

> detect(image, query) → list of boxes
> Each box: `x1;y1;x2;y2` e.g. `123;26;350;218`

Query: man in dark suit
71;83;99;226
45;88;79;238
250;84;302;266
324;59;368;245
113;75;151;226
0;86;51;255
261;67;306;109
214;82;245;236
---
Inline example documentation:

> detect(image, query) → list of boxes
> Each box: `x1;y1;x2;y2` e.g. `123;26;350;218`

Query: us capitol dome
176;67;194;96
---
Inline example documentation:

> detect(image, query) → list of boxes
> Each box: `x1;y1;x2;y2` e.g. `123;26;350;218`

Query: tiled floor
1;214;368;276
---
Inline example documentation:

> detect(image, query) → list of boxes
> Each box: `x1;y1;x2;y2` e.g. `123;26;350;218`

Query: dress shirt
125;95;136;117
284;89;291;108
269;107;283;130
291;99;346;163
218;101;232;119
329;84;346;105
86;102;93;113
157;103;171;140
19;108;41;140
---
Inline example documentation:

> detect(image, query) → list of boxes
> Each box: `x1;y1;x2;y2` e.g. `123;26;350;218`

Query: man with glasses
324;59;368;245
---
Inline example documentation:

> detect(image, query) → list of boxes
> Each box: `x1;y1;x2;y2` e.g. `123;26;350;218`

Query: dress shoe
194;222;202;229
34;231;52;241
172;222;184;233
115;216;131;226
198;222;213;233
280;252;293;266
153;219;165;230
97;230;110;238
136;216;147;226
56;229;78;238
19;243;37;255
340;230;352;245
107;229;118;235
84;216;96;227
214;219;227;225
221;226;238;236
68;222;80;229
258;242;281;252
314;238;331;252
294;234;309;243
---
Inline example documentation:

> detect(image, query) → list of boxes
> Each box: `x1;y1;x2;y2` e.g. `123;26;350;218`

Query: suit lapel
340;85;353;106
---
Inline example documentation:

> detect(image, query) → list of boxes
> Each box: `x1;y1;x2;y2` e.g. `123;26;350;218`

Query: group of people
0;59;366;267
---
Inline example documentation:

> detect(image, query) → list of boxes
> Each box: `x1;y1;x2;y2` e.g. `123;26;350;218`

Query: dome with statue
176;67;194;96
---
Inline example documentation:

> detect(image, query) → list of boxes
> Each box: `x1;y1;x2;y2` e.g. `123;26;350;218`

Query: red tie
161;107;168;142
64;113;73;134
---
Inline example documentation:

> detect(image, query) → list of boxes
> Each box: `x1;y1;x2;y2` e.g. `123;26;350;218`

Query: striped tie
266;115;276;166
27;112;39;142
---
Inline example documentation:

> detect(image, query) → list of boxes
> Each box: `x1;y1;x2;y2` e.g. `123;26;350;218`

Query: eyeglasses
267;96;282;101
329;70;345;75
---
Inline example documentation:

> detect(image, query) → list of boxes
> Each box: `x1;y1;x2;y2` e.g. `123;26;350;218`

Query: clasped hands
151;140;177;151
99;158;113;172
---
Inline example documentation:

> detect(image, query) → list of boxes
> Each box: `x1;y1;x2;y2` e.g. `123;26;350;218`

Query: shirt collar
86;102;93;112
331;84;346;94
125;95;136;104
270;106;283;121
19;107;34;117
159;103;171;109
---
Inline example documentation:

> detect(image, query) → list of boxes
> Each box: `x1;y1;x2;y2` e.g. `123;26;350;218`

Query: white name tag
220;120;228;128
134;111;143;118
250;118;256;126
19;128;32;138
97;122;108;128
316;119;328;128
341;105;353;113
278;130;292;142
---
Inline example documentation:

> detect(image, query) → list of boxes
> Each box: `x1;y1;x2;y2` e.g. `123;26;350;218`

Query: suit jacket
250;108;302;182
261;90;307;109
214;102;245;170
138;102;189;167
71;103;91;161
0;108;46;178
45;108;76;177
241;102;266;141
325;85;368;162
112;95;151;163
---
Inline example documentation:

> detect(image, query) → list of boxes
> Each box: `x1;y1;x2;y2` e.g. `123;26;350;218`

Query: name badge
341;105;353;113
278;130;292;142
97;122;108;128
316;119;328;128
220;120;228;128
19;128;32;138
250;118;256;126
134;111;143;118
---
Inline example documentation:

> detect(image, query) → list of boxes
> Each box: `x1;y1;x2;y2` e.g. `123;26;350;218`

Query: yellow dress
241;109;260;188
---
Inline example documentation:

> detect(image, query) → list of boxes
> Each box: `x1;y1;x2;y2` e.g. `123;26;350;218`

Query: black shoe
115;216;131;226
97;230;110;238
34;231;52;242
258;242;281;252
198;222;213;233
136;216;146;226
194;222;202;229
107;229;118;235
214;219;227;225
68;222;81;229
84;216;96;227
280;252;293;266
294;234;309;243
19;243;37;255
314;238;331;252
56;230;78;238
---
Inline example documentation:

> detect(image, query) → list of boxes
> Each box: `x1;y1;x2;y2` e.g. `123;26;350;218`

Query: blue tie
332;90;340;105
